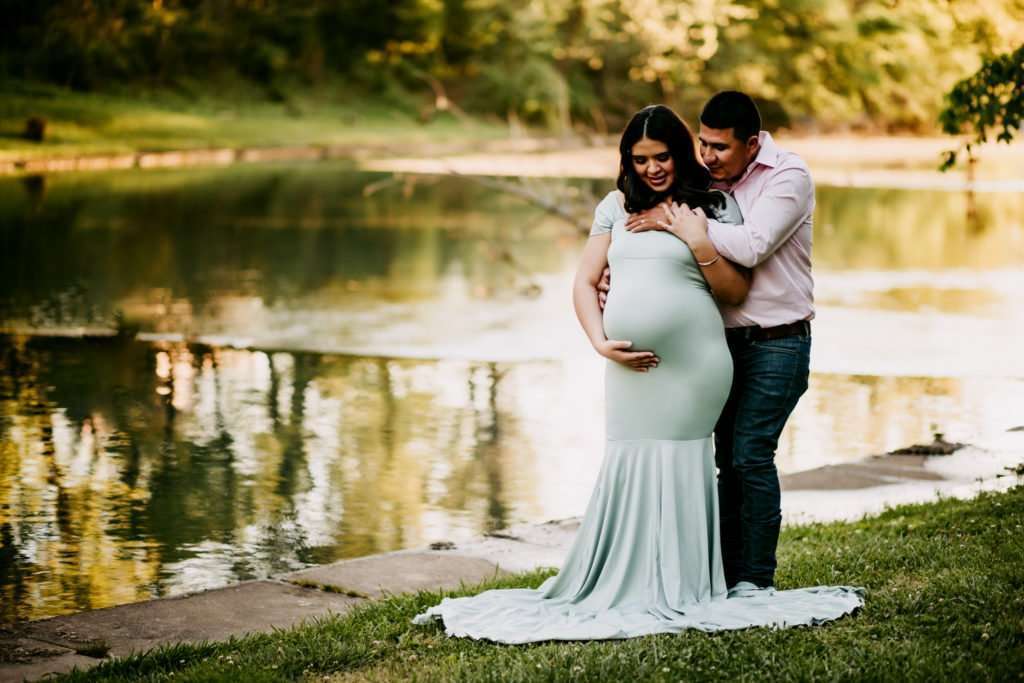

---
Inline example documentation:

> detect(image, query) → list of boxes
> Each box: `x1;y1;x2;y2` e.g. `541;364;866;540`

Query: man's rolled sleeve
708;167;813;268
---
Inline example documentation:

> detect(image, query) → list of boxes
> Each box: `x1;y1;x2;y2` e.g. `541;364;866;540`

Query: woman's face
630;137;675;192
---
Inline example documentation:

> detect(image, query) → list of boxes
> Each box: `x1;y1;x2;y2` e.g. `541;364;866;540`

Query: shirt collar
752;131;780;169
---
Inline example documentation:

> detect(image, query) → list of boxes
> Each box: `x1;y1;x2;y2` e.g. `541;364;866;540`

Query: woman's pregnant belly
603;263;722;360
601;262;732;440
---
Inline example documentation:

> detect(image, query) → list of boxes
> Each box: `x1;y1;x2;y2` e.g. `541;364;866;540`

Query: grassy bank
0;82;510;162
62;484;1024;682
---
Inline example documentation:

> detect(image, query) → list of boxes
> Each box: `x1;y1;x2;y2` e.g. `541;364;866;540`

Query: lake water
1;162;1023;622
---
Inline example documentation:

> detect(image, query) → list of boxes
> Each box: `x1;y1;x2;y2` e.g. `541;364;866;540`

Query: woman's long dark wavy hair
617;105;724;215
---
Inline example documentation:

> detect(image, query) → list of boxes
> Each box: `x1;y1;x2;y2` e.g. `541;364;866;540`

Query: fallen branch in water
361;170;598;297
450;170;595;234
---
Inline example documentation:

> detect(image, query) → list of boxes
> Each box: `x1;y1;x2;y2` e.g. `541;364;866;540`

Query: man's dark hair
700;91;762;142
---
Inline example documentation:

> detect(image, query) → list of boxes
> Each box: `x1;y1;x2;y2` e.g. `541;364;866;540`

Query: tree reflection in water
5;332;1022;623
2;164;1022;623
0;335;537;622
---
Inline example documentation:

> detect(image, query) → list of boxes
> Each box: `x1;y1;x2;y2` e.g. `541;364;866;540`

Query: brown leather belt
725;320;811;342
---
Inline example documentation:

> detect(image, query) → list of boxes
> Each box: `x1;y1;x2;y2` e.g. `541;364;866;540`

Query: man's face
699;125;759;183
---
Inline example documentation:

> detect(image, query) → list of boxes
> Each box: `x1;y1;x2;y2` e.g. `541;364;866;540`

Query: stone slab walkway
0;637;96;683
0;555;510;682
284;550;508;599
0;581;360;682
781;454;942;490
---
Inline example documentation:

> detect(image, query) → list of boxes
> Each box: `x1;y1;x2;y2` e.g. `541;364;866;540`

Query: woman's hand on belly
596;339;660;372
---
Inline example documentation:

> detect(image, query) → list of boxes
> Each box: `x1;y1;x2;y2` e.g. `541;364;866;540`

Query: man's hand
597;266;611;310
597;339;659;372
658;203;710;247
624;203;673;233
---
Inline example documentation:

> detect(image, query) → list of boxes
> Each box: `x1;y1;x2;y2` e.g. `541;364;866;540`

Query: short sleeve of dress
589;191;624;236
709;190;743;225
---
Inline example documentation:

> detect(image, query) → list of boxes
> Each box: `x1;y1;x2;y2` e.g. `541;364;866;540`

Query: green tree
2;0;1024;134
939;44;1024;170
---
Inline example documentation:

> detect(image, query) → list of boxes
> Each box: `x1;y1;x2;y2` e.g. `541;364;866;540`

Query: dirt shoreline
0;136;581;177
3;135;1022;193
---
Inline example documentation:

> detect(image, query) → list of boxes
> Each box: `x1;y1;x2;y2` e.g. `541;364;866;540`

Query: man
601;91;815;590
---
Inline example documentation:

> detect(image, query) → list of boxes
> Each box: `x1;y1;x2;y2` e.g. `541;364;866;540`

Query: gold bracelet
696;254;720;267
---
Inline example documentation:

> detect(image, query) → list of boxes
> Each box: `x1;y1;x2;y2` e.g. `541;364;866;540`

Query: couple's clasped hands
595;201;711;373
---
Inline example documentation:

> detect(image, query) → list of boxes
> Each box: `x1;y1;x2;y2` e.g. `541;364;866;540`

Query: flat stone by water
1;581;359;681
283;551;508;599
0;636;96;683
781;454;944;490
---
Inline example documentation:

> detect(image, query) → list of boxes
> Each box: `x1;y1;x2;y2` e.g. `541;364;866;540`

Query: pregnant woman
414;105;862;643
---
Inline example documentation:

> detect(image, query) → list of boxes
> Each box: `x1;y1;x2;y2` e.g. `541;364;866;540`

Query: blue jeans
714;331;811;588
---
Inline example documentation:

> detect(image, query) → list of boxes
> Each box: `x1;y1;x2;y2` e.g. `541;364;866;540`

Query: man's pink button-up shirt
707;131;815;329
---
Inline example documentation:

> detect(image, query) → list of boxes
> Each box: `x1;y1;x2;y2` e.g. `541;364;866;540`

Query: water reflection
3;333;1023;622
2;166;1022;340
1;163;1023;622
0;335;546;622
0;166;571;335
813;186;1024;270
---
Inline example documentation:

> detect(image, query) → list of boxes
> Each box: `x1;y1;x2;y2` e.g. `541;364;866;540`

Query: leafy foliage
939;43;1024;170
2;0;1023;132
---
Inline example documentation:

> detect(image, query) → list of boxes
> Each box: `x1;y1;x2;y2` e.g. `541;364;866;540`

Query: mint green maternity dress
413;190;863;643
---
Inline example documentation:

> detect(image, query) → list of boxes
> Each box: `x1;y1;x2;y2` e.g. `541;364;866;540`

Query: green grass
61;485;1024;682
0;81;509;161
